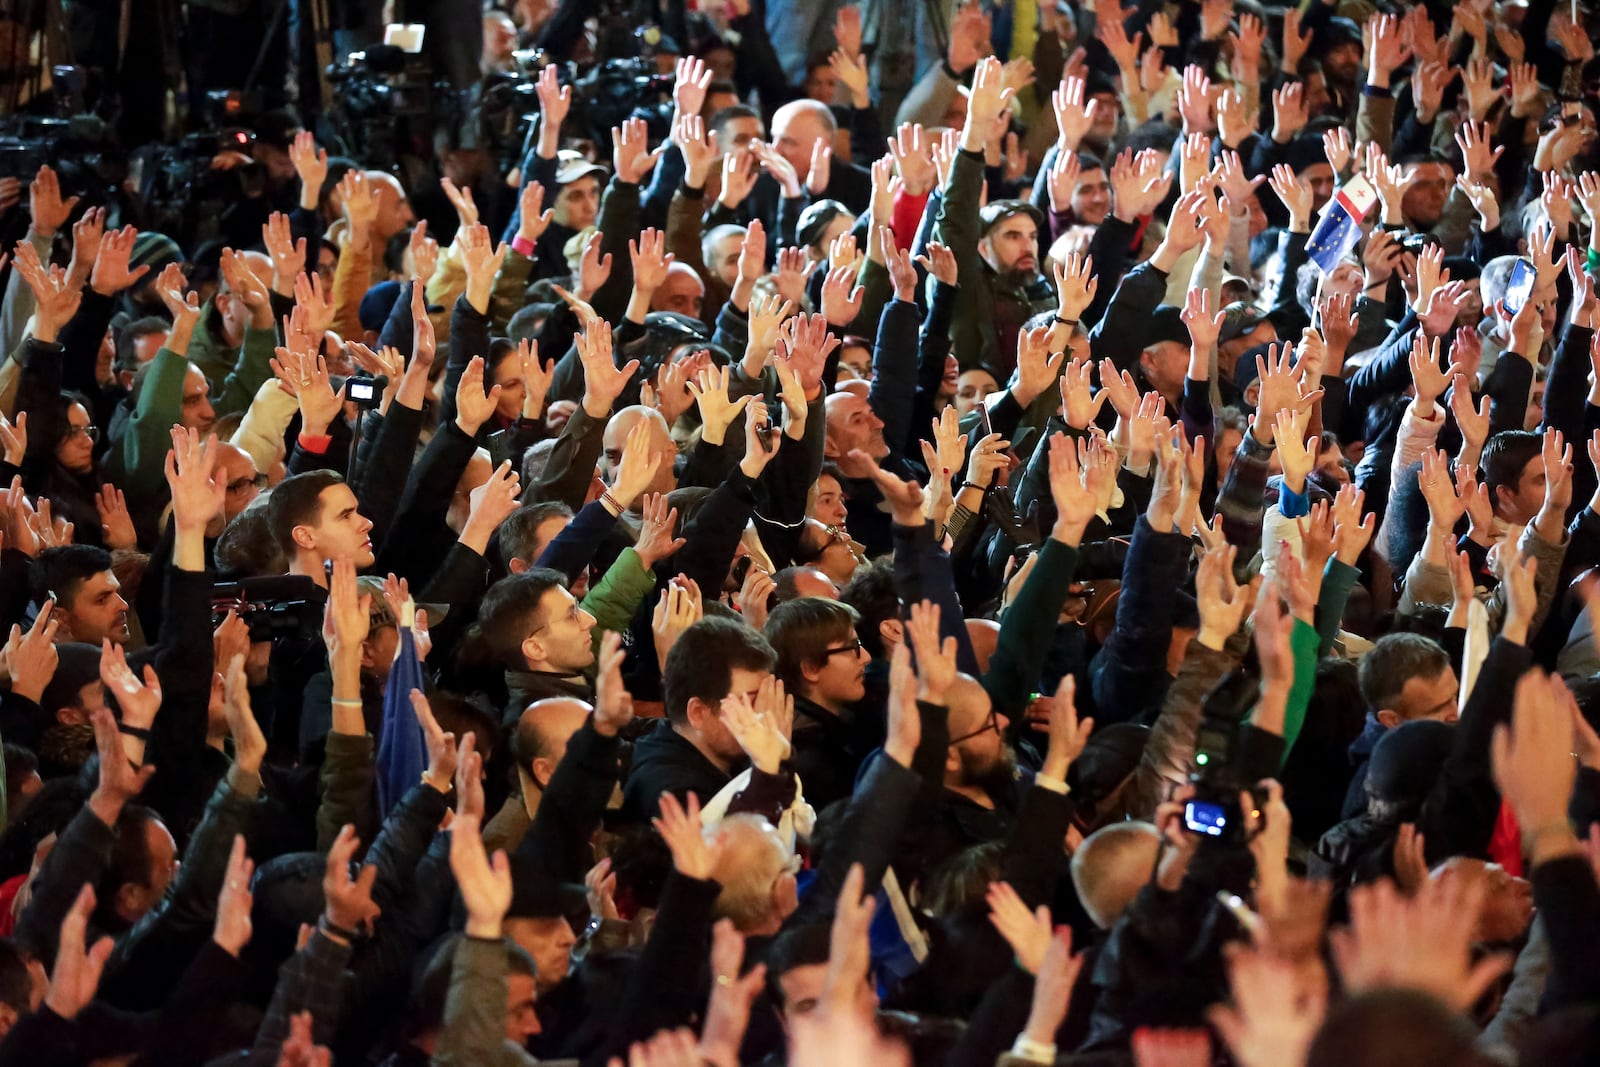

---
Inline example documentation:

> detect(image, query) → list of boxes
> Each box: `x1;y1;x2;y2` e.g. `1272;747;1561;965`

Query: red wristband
297;432;333;454
511;233;536;258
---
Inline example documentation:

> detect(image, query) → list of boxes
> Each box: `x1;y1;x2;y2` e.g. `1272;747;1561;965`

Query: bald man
653;262;706;321
1070;822;1161;929
600;407;677;499
216;442;265;525
484;697;594;854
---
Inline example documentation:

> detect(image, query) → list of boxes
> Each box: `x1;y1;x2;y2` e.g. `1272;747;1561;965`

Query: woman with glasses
8;375;122;549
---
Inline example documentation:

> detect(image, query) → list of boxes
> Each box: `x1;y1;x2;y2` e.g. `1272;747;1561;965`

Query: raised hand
653;791;714;880
905;598;957;704
322;824;381;938
165;426;226;533
44;885;113;1020
986;881;1053;974
449;806;512;939
289;131;328;207
719;149;759;209
652;576;703;671
613;116;664;184
213;834;254;957
27;164;78;237
721;676;794;775
99;639;162;730
577;319;639;418
592;629;635;737
90;225;150;297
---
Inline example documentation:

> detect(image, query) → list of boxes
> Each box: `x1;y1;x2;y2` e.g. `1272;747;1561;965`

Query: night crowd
0;0;1598;1063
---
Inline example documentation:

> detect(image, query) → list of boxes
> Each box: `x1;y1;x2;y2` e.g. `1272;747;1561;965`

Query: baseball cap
979;199;1045;236
1217;302;1267;344
1144;304;1191;349
555;150;607;186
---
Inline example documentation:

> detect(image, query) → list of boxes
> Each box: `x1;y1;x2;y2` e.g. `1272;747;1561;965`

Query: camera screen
348;380;377;401
1183;800;1229;837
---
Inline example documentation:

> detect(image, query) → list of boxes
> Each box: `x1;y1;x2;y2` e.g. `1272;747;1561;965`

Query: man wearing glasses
762;597;880;811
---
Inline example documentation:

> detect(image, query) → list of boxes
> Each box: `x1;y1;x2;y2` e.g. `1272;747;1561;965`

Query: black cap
1145;304;1191;349
1366;719;1453;805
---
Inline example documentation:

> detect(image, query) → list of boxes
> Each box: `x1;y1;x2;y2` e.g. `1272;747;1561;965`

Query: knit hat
129;232;183;273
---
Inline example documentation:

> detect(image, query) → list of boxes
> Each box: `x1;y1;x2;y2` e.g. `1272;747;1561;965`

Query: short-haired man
31;546;130;645
266;470;377;582
483;697;593;854
621;617;776;822
1342;633;1458;818
478;569;597;723
762;598;876;809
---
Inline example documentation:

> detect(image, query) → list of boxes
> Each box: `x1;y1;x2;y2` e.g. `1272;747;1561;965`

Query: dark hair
663;617;776;725
215;507;286;579
840;558;898;659
30;545;113;608
96;804;163;933
477;569;569;668
499;502;574;569
507;302;555;345
708;104;760;136
3;744;37;826
1481;430;1543;516
1307;989;1492;1067
762;598;859;694
1358;633;1450;712
266;470;346;554
428;690;498;763
765;922;831;1007
115;316;171;370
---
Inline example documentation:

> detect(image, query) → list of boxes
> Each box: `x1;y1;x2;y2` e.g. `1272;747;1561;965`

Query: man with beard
894;673;1026;884
932;58;1059;380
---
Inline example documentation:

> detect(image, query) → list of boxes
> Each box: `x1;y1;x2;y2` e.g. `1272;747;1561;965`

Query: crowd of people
0;0;1599;1063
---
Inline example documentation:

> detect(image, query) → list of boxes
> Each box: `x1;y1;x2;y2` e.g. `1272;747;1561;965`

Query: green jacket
932;148;1057;376
581;546;658;670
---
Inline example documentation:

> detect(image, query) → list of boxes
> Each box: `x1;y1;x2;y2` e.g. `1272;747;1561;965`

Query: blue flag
376;621;428;817
1306;176;1377;274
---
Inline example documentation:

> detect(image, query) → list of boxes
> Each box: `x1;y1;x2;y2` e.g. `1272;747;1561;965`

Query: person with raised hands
930;55;1056;379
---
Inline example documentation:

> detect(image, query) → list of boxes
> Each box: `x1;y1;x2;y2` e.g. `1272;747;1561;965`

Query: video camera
1183;670;1262;845
212;575;324;643
324;44;448;170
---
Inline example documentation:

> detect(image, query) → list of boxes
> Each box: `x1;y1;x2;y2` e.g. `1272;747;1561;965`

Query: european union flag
376;604;428;818
1306;176;1378;274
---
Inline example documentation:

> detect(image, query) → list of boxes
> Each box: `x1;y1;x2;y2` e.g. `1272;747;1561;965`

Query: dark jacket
788;695;882;813
619;720;732;824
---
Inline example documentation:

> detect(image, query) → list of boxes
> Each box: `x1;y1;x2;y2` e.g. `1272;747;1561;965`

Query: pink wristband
511;233;536;258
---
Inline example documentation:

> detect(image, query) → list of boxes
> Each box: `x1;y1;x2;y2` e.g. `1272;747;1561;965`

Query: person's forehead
959;369;998;390
184;366;209;391
66;403;91;426
993;217;1036;239
561;176;598;197
317;483;360;514
538;584;576;614
660;266;705;294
